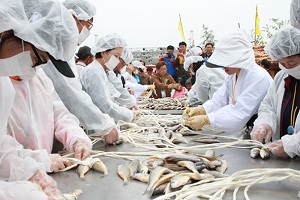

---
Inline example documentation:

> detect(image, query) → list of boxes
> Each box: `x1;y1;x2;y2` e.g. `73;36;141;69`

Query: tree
199;24;217;47
250;29;265;45
263;18;289;39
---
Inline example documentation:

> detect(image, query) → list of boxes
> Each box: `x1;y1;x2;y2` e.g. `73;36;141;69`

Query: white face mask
0;51;37;79
120;66;126;74
105;54;120;71
78;26;90;46
134;69;139;75
279;64;300;79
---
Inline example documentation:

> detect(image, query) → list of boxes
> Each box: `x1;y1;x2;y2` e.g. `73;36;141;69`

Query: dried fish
77;164;90;180
62;189;83;200
250;147;261;159
170;175;191;189
152;182;168;196
129;159;140;177
260;147;270;160
204;149;215;158
164;154;201;163
149;173;178;197
131;173;150;183
92;158;108;176
138;162;149;174
117;165;131;185
153;159;164;168
216;160;228;174
145;166;172;195
177;161;201;177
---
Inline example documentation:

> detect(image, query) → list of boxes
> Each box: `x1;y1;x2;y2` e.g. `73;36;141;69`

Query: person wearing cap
290;0;300;30
150;61;182;99
176;41;191;87
0;0;88;198
76;46;94;75
80;33;135;122
159;45;177;81
183;28;272;132
251;26;300;158
42;0;119;145
122;60;156;98
184;56;227;105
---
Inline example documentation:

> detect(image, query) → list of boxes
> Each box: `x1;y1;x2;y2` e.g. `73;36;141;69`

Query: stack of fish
117;150;228;198
138;97;186;110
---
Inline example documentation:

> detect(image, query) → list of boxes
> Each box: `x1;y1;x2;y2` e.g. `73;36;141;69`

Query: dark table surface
51;120;300;200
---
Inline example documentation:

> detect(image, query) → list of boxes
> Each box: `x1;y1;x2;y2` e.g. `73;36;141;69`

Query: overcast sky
80;0;291;49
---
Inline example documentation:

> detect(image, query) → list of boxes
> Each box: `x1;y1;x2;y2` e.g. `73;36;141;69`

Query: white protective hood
206;28;255;69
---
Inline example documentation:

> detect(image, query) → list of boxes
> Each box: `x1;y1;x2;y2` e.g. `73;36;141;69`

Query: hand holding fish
73;140;90;160
183;106;206;118
265;140;289;157
49;154;72;172
103;128;119;144
251;124;273;143
184;115;210;130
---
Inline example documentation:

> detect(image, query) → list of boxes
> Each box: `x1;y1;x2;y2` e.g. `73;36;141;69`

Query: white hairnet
131;60;144;69
184;56;203;71
62;0;96;21
121;48;134;64
264;26;300;61
291;0;300;30
0;0;79;61
186;47;203;58
92;33;126;54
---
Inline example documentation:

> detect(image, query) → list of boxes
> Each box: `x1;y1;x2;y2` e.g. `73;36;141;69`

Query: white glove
251;124;273;143
29;170;64;200
73;140;90;160
147;85;155;90
104;128;119;144
49;154;72;172
183;105;206;117
265;140;289;157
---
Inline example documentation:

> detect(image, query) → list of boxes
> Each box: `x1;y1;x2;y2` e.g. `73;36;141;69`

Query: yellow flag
255;5;261;35
178;15;185;41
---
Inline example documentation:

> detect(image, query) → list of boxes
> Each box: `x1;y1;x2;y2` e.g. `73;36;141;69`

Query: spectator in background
202;42;214;61
147;66;154;77
159;45;177;80
76;46;94;75
151;61;182;98
139;68;150;85
176;41;190;87
260;59;271;76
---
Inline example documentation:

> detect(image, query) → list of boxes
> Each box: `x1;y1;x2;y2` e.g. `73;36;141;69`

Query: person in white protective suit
290;0;300;30
184;56;227;105
122;60;155;98
104;49;138;109
80;33;135;122
186;46;203;58
0;0;92;174
251;26;300;158
42;0;119;144
0;77;63;199
0;0;81;198
183;28;273;132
